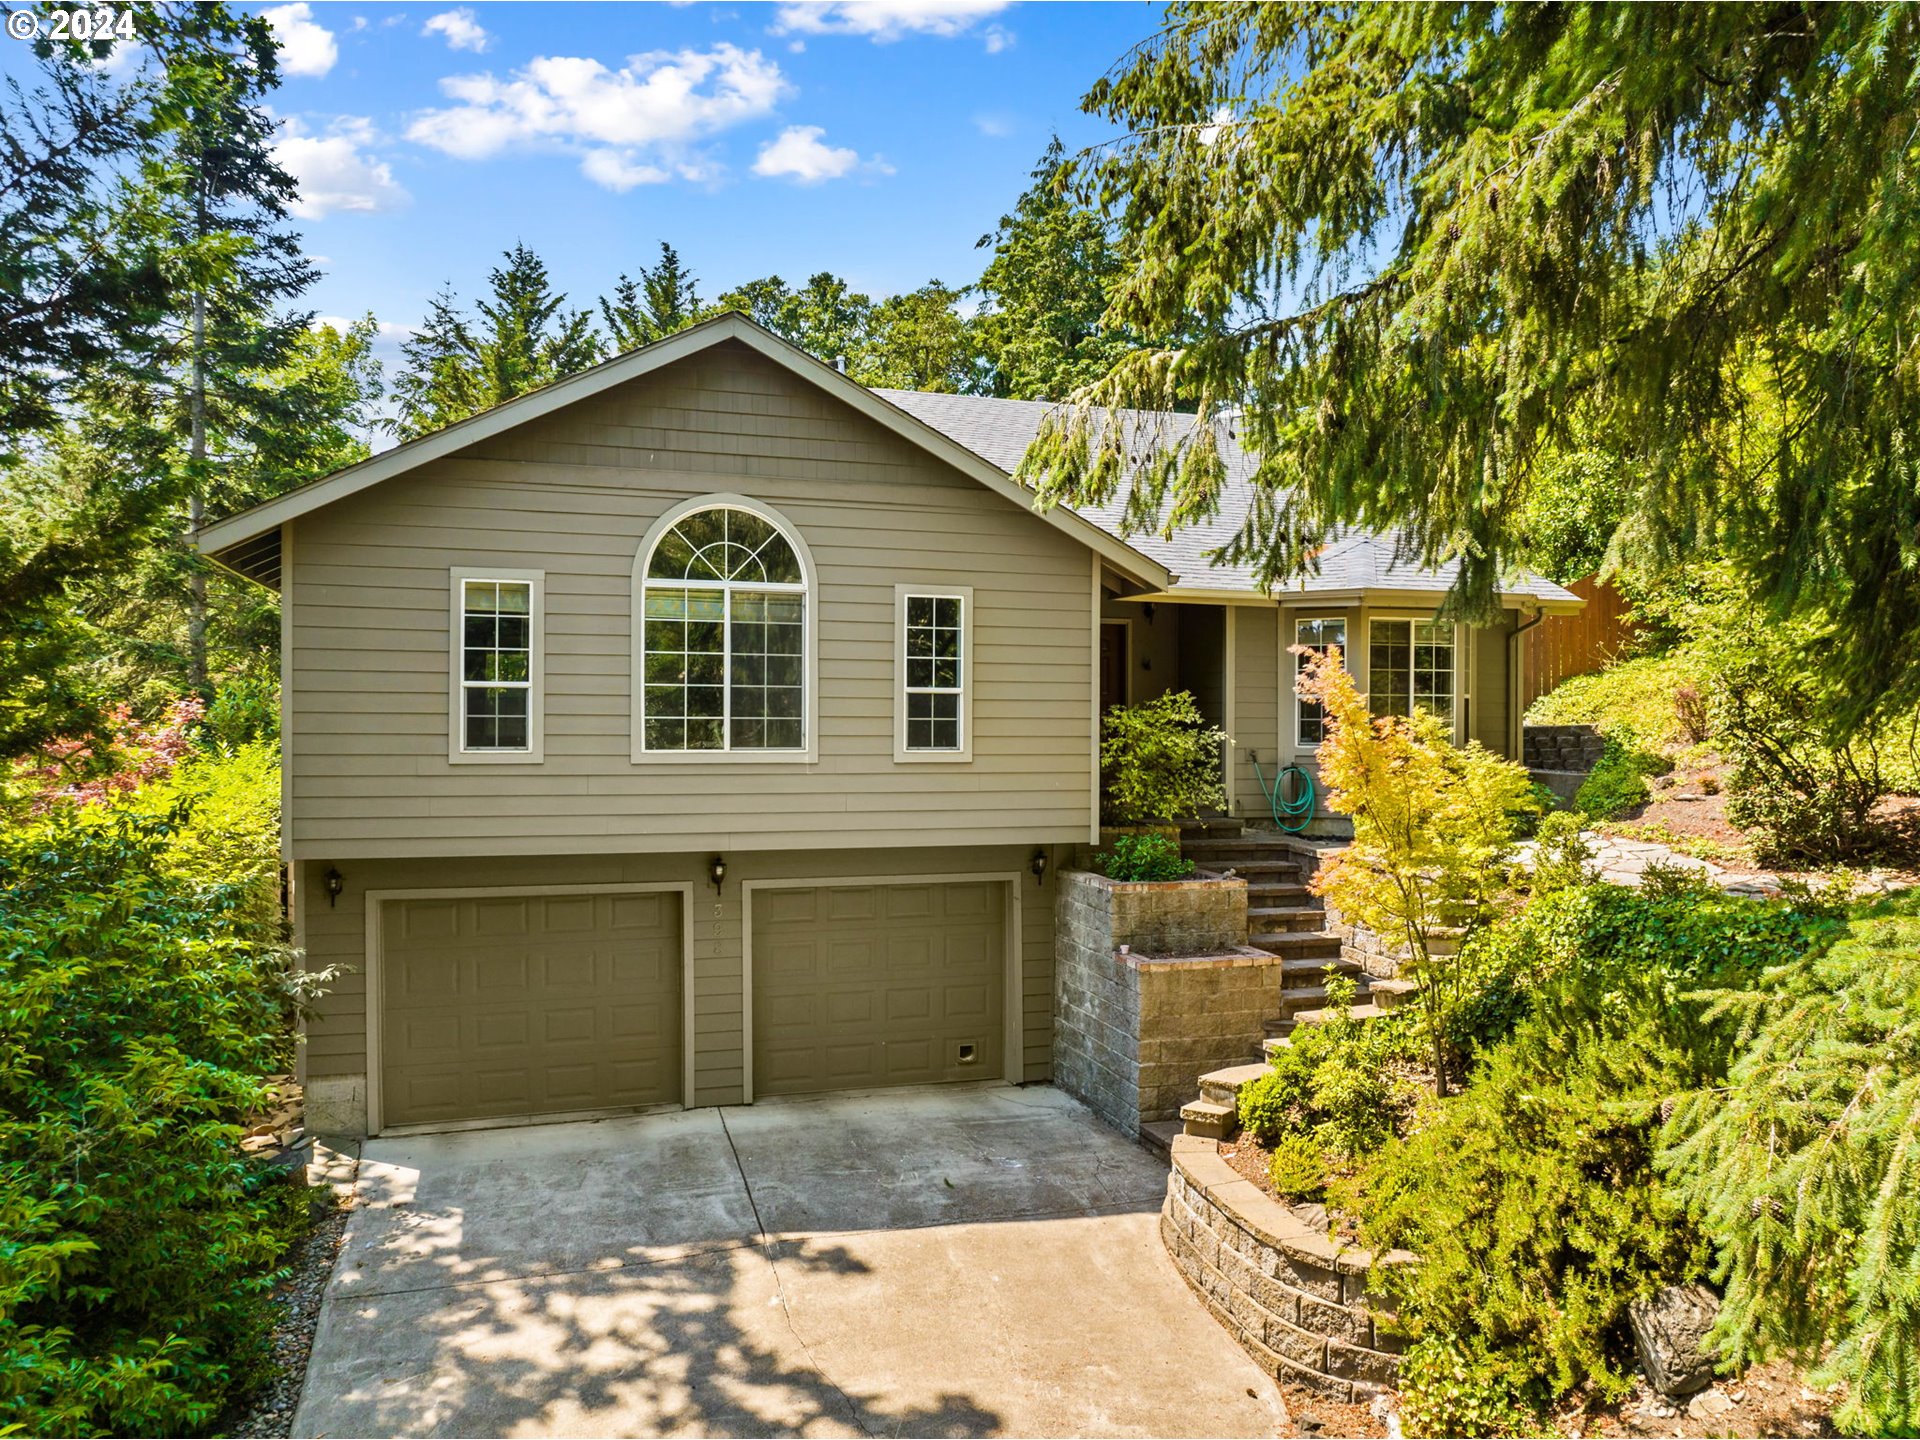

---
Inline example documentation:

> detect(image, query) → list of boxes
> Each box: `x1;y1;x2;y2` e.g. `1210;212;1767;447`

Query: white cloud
273;117;410;219
262;3;338;77
580;149;672;190
972;110;1014;138
422;8;491;53
406;44;790;192
982;22;1012;52
772;1;1013;42
752;124;888;184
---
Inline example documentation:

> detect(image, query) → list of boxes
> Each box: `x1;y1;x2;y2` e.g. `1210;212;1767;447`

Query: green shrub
1572;729;1667;819
1099;690;1226;824
1397;1332;1537;1439
1524;811;1597;895
1237;976;1420;1160
1345;876;1844;1422
1525;650;1702;750
1265;1133;1329;1200
0;783;303;1434
1661;889;1920;1436
1096;831;1194;882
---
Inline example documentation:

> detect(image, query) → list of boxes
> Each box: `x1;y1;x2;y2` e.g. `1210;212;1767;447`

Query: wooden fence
1521;575;1634;712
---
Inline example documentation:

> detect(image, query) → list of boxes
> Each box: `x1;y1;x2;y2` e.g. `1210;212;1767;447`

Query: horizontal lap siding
1472;610;1516;757
1231;607;1281;817
287;341;1095;858
298;845;1057;1104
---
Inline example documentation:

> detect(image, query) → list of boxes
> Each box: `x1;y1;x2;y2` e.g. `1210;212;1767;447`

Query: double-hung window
896;586;971;761
1368;618;1455;727
1294;616;1347;746
450;570;543;763
637;501;811;756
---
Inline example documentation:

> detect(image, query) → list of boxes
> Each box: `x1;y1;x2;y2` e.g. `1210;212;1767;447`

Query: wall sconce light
323;865;344;908
709;855;727;893
1141;655;1152;672
1143;603;1156;624
1030;848;1048;886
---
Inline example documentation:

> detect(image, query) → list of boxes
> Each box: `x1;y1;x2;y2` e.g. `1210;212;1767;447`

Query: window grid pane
1294;617;1346;745
640;579;806;753
904;594;964;751
1368;618;1453;725
462;580;533;751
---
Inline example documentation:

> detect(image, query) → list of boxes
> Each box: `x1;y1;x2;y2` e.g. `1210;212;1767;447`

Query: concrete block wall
1055;870;1282;1132
1523;723;1606;771
1163;1136;1408;1402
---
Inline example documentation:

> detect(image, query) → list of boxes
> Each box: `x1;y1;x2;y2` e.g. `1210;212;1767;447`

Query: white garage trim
363;881;696;1136
740;871;1023;1104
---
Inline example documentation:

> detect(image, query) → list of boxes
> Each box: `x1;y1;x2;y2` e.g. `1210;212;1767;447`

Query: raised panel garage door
752;879;1006;1097
380;891;681;1129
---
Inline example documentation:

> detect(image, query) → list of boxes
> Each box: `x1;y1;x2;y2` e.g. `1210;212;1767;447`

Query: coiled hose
1250;752;1315;833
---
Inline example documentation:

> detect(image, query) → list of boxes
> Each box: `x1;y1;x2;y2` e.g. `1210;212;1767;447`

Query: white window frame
631;493;819;765
894;584;974;763
1291;613;1348;751
1363;612;1466;744
448;567;545;765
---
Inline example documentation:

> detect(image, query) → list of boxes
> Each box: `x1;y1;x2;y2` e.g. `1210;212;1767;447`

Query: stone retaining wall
1163;1134;1409;1402
1524;723;1607;772
1055;869;1282;1134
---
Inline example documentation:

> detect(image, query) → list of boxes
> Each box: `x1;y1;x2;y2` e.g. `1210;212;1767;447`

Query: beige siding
1101;594;1178;706
1229;606;1281;817
1471;610;1517;756
287;340;1094;859
298;843;1058;1117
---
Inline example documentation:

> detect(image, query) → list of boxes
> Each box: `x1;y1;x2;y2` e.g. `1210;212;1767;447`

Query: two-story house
198;314;1579;1136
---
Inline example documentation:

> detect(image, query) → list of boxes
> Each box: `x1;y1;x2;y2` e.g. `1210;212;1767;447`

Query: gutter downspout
1509;606;1546;762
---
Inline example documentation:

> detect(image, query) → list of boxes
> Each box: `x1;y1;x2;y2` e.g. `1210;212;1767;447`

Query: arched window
636;499;811;755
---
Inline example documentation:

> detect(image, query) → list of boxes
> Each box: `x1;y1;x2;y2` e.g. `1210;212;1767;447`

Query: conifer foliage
1661;891;1920;1435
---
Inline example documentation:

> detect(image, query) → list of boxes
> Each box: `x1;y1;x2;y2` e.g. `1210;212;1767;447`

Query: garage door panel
752;880;1005;1099
382;891;682;1128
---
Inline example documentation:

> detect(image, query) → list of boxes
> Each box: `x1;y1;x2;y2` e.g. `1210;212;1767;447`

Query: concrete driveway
294;1084;1287;1438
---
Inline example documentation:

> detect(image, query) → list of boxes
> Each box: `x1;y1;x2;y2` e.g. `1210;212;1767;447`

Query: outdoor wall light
1143;603;1156;624
322;865;344;908
1030;848;1048;886
709;855;727;893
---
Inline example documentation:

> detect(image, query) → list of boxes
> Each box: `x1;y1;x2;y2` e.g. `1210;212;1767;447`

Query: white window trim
1361;610;1467;745
1290;612;1349;752
448;567;545;765
630;492;819;765
894;584;974;764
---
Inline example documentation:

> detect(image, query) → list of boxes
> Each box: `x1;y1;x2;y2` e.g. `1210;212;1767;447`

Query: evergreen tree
715;272;873;366
600;242;704;352
391;245;602;438
1026;4;1920;731
973;138;1132;400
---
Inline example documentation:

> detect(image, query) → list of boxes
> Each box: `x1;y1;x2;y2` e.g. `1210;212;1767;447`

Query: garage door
380;890;681;1129
752;879;1006;1098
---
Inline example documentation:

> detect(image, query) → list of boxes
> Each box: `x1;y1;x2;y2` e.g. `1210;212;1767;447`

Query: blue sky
238;1;1159;350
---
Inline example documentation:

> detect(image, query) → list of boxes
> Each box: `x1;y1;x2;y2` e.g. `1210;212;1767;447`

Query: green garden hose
1250;752;1316;833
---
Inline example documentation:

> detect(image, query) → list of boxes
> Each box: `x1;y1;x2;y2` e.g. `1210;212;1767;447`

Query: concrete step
1262;1034;1294;1059
1179;1098;1236;1139
1292;1002;1390;1027
1200;858;1305;878
1280;953;1364;980
1138;1119;1183;1158
1244;882;1312;906
1176;817;1245;836
1247;905;1326;931
1277;982;1372;1016
1368;977;1420;1011
1249;931;1343;957
1181;834;1302;857
1198;1061;1271;1106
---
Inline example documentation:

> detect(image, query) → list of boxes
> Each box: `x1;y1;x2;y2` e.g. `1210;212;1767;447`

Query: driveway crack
719;1108;874;1439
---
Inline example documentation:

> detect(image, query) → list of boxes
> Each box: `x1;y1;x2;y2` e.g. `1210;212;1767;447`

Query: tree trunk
187;287;208;694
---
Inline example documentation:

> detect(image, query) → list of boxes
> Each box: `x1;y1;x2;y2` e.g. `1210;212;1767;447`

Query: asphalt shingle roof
876;388;1579;606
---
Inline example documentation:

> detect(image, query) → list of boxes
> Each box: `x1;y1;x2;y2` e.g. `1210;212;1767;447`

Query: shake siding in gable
286;340;1096;859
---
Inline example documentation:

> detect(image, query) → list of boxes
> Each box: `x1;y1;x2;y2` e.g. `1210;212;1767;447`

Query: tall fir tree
600;242;704;352
392;245;602;438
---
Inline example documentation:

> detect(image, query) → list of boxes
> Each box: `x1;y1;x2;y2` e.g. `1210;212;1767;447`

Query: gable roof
194;312;1171;592
876;389;1583;611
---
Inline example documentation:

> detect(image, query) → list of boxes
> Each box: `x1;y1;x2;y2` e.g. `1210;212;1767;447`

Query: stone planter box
1056;868;1286;1135
1163;1134;1412;1401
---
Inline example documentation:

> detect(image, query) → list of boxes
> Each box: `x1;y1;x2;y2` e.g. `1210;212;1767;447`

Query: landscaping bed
219;1188;352;1438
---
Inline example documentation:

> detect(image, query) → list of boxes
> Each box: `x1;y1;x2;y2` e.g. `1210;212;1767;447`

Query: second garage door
379;889;682;1130
752;879;1007;1098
